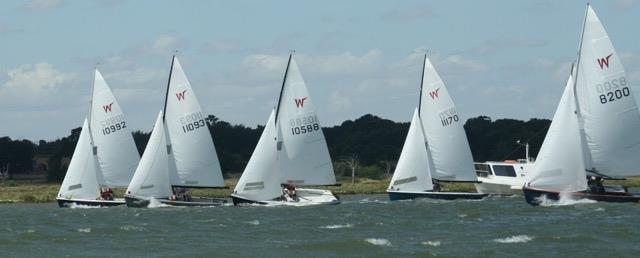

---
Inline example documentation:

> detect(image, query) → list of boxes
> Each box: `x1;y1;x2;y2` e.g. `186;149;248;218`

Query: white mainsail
419;57;476;182
527;75;588;192
388;109;434;192
125;111;175;199
164;57;224;187
89;69;140;187
575;5;640;177
233;110;283;201
58;119;102;200
276;57;336;186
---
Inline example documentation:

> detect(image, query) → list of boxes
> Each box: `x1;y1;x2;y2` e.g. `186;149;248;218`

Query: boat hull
387;190;487;201
231;188;340;206
523;186;640;206
124;195;228;208
475;181;521;195
57;198;125;208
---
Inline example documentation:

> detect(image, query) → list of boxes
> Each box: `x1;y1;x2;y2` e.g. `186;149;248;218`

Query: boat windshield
491;165;517;177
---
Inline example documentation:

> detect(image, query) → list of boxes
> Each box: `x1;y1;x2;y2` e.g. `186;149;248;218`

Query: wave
120;225;146;232
421;240;441;247
245;220;260;225
320;224;353;229
68;203;104;209
537;193;597;207
365;238;391;246
493;235;533;243
77;228;91;233
147;197;172;208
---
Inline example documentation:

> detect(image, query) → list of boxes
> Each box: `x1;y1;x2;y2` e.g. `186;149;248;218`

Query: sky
1;0;639;141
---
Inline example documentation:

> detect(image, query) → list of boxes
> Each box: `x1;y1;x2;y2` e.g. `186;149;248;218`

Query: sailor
282;184;299;202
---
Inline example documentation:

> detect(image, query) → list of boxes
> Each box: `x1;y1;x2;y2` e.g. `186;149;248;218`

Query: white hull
232;188;340;207
475;161;533;195
475;181;521;195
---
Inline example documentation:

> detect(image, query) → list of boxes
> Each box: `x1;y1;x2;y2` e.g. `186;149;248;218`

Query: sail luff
162;56;176;122
275;53;293;124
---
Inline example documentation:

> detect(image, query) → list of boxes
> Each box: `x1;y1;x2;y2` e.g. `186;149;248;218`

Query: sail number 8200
597;76;631;104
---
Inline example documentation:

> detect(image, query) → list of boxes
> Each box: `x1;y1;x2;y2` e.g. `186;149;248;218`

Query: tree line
0;114;550;182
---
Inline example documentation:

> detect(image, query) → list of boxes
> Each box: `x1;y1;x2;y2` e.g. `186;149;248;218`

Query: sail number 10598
289;115;320;135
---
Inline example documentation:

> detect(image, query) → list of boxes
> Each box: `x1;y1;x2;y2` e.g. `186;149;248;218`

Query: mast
571;4;595;172
274;52;293;124
163;55;176;122
417;53;427;117
87;66;98;147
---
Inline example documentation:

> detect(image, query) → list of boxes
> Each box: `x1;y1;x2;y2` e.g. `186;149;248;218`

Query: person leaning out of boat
171;186;191;201
587;176;605;194
99;187;114;200
282;184;299;202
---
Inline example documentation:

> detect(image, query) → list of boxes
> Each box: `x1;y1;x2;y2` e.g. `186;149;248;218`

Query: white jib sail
89;69;140;187
527;75;588;193
419;57;477;182
276;57;336;186
58;119;102;200
125;111;174;199
233;110;284;201
164;57;224;187
576;5;640;177
388;109;434;192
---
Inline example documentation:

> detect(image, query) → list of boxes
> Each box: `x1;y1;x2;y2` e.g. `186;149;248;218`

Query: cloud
20;0;63;11
201;38;243;53
468;37;547;55
381;4;434;22
328;90;352;112
610;0;640;10
148;35;180;55
0;62;79;110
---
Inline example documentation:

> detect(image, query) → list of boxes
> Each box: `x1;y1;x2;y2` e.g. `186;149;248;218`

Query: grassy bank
2;176;640;203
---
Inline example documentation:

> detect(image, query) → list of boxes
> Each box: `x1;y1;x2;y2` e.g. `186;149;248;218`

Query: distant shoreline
3;177;638;204
0;177;477;203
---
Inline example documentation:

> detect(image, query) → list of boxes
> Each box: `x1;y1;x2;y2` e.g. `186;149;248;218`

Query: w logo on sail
102;102;114;113
597;54;613;69
428;88;440;99
294;97;308;108
176;89;187;101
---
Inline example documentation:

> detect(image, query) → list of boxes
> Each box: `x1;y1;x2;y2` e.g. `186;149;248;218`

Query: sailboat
231;53;340;206
57;69;140;207
387;55;486;200
124;56;227;207
523;4;640;205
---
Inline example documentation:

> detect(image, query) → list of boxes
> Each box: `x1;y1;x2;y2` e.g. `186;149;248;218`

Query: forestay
126;112;175;199
164;57;224;187
233;110;283;201
89;69;140;187
58;119;102;200
528;75;588;192
576;6;640;177
419;57;476;182
388;109;434;192
276;57;336;186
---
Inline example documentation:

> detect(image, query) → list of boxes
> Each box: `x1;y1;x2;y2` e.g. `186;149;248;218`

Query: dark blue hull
57;198;125;208
125;196;228;208
523;187;640;206
387;191;487;201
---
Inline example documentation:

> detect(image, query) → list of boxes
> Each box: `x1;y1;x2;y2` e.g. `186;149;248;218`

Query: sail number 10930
289;115;320;135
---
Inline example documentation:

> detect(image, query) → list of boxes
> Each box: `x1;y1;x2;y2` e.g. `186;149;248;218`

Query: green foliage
3;114;552;182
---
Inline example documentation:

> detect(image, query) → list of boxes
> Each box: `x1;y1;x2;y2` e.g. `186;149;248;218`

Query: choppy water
1;195;639;257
